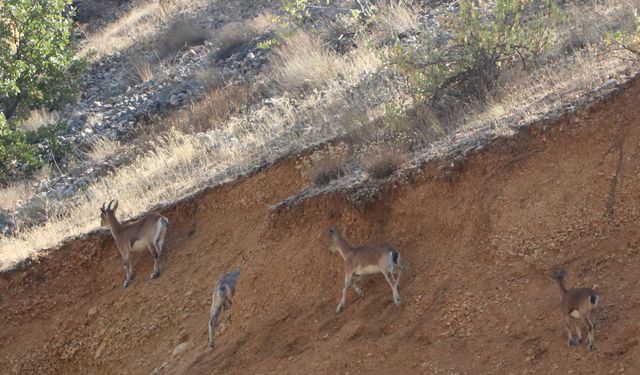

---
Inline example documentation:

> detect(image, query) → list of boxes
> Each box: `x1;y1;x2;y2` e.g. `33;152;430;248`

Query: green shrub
0;0;88;121
0;113;70;182
392;0;561;104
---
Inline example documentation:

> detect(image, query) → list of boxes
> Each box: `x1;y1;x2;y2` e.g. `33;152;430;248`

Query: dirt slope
2;80;640;374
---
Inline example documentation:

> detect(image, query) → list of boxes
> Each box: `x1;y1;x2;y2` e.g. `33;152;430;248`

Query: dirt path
2;80;640;374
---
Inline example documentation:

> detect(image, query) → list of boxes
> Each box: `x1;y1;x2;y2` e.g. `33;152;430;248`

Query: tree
0;0;86;121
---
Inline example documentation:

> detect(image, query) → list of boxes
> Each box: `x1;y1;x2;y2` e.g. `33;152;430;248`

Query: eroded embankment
2;79;640;374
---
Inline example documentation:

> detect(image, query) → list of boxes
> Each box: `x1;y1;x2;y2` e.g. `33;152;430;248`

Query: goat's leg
147;243;161;279
351;276;363;296
336;273;354;313
119;245;133;288
574;321;583;345
382;271;400;306
393;264;402;287
156;222;167;257
208;305;221;349
223;287;233;310
565;316;576;347
584;315;595;351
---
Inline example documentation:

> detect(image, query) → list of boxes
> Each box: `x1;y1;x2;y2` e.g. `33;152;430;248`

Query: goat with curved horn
100;199;169;288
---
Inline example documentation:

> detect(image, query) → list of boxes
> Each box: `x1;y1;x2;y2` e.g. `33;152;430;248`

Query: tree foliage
392;0;560;104
0;0;87;121
0;0;83;181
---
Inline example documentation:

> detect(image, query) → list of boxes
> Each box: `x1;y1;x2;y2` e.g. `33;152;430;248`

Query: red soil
2;80;640;374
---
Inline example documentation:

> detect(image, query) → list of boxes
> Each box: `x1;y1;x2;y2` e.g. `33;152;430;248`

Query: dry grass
270;30;381;93
0;181;35;213
82;2;162;59
375;1;420;37
162;85;254;133
131;58;154;83
85;137;123;163
20;109;60;132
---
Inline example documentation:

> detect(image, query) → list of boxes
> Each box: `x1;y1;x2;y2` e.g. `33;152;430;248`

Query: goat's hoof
335;305;343;314
151;270;160;279
355;289;364;297
587;342;594;352
394;297;401;306
209;341;215;349
123;281;130;288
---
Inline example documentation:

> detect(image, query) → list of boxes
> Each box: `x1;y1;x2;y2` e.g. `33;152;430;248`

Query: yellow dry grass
85;137;123;162
82;1;162;58
270;30;381;93
20;109;60;132
0;181;35;213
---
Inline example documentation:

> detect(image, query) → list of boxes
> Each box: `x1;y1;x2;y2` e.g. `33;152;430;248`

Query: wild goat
209;270;240;349
100;199;168;288
328;227;402;313
551;269;599;351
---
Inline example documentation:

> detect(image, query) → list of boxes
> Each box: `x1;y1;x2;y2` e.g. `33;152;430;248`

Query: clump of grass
270;30;382;94
132;58;154;83
375;1;420;37
0;181;35;213
162;85;254;133
20;109;60;132
85;137;123;162
301;143;350;186
359;143;406;180
83;2;162;59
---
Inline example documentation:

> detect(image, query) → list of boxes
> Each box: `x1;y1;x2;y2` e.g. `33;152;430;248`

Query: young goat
209;270;240;349
328;227;402;313
551;269;599;351
100;199;169;288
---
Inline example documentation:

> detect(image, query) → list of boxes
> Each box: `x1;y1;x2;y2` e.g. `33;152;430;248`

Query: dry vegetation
85;137;124;162
1;0;639;270
0;181;35;213
20;109;61;132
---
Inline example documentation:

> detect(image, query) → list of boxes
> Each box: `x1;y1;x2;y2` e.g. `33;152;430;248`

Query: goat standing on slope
328;227;402;313
551;269;599;351
100;199;168;288
209;269;240;349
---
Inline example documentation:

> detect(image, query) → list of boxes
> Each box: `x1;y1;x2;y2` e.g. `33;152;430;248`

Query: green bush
0;0;86;181
392;0;560;104
0;0;88;121
0;113;70;181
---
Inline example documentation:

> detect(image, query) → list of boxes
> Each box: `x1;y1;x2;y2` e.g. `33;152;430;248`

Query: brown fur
100;200;168;288
328;227;402;313
208;270;240;349
551;269;599;351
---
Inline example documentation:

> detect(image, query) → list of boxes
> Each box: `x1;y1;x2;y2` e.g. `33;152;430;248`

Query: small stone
171;342;189;357
87;306;98;318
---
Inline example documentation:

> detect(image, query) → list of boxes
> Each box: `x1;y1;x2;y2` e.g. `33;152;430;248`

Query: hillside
2;75;640;374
